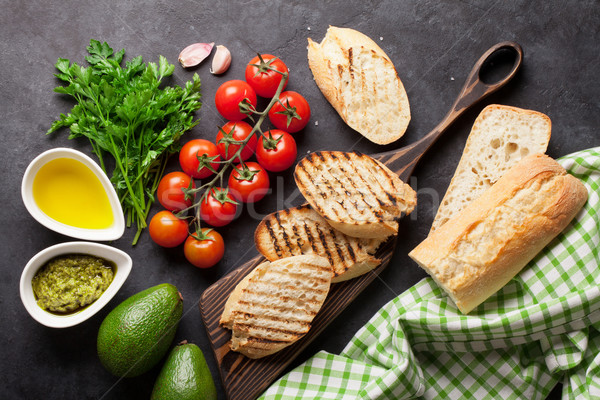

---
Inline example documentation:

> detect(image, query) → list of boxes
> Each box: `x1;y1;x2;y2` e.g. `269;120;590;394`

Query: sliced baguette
294;151;417;239
220;264;264;330
255;204;384;282
430;104;551;233
307;26;410;145
409;153;588;314
221;255;332;359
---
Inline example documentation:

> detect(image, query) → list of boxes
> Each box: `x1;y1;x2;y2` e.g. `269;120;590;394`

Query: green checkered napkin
260;147;600;400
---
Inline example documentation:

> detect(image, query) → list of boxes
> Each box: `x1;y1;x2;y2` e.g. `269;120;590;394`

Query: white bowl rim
21;147;125;241
20;241;132;328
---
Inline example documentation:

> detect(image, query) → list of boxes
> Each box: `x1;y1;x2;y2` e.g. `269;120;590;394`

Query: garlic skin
210;45;232;75
178;42;214;68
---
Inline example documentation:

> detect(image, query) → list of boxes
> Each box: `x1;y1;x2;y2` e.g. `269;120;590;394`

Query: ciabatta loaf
220;255;332;359
255;204;384;282
307;26;410;145
409;153;588;314
294;151;417;239
430;105;551;233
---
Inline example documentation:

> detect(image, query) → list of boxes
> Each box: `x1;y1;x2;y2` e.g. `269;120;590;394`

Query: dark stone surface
1;1;598;399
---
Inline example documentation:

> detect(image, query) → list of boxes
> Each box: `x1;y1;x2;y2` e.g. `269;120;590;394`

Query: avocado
97;283;183;377
151;341;217;400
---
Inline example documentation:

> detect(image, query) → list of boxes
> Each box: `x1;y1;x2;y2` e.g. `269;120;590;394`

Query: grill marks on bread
307;26;410;145
255;205;383;282
294;151;417;239
221;255;332;359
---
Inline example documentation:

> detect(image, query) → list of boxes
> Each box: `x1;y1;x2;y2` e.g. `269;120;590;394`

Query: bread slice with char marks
220;255;332;359
294;151;417;239
307;26;411;145
255;204;384;282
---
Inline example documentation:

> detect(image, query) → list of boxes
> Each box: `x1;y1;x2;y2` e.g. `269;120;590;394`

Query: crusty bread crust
430;104;551;233
409;153;588;314
219;262;267;329
307;26;410;145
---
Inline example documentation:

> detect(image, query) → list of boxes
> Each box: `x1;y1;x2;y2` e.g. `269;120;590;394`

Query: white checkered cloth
260;147;600;399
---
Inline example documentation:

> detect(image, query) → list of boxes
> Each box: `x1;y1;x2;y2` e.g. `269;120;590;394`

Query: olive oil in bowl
33;158;114;229
21;148;125;241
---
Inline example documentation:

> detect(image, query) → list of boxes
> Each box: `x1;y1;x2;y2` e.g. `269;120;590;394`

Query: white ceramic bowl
20;241;132;328
21;147;125;241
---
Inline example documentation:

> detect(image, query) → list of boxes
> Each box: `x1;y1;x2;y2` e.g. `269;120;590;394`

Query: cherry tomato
179;139;221;179
244;54;289;98
256;130;298;172
199;188;238;227
183;229;225;269
157;171;195;211
228;162;270;203
149;210;189;248
214;80;257;121
268;91;311;133
216;121;257;162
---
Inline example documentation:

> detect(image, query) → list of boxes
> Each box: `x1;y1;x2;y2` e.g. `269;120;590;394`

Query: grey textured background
1;1;598;399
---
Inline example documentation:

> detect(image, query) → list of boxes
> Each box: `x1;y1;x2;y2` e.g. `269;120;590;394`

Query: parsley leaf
48;39;202;245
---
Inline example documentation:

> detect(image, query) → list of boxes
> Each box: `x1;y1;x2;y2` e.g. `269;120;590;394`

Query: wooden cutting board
199;41;523;400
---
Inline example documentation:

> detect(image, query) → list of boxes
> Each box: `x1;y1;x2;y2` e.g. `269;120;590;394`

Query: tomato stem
183;66;289;232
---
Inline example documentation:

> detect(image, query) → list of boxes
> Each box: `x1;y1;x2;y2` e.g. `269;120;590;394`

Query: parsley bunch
48;40;202;245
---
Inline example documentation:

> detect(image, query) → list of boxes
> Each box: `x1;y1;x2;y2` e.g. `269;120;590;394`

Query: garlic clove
178;42;214;68
210;45;232;75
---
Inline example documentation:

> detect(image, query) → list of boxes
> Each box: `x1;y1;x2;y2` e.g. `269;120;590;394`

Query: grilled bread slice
307;26;410;145
430;105;551;233
294;151;417;239
255;204;384;282
221;255;332;359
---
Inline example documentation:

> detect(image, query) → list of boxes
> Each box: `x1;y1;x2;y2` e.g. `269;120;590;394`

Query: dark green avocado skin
151;342;217;400
97;283;183;378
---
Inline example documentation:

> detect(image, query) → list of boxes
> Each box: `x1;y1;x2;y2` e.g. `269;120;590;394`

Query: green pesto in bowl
31;254;115;314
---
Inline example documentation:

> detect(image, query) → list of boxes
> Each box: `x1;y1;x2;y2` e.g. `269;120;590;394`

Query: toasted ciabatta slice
409;153;588;314
220;255;332;359
294;151;417;239
255;204;384;282
430;105;551;233
307;26;410;145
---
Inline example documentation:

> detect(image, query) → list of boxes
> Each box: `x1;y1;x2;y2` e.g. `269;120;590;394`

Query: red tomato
228;162;270;203
214;80;257;121
199;188;238;227
244;54;289;98
179;139;221;179
149;210;189;248
216;121;257;162
157;171;195;211
183;229;225;269
256;130;298;172
268;91;311;133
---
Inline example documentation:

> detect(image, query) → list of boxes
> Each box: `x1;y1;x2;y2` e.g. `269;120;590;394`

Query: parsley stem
50;41;200;245
108;134;147;226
